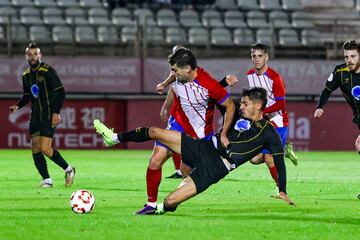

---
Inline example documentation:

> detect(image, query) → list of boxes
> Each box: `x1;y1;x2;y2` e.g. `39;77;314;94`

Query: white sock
112;134;120;143
43;178;52;184
64;165;72;173
175;170;182;175
147;202;157;208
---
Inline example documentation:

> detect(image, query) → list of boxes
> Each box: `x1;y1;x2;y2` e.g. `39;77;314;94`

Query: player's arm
160;86;175;123
266;126;295;205
48;68;65;125
263;74;285;114
10;76;30;112
218;98;235;148
314;69;341;118
156;73;176;94
218;75;238;87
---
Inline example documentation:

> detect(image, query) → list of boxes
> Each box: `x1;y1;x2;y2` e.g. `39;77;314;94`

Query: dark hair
250;43;269;54
242;87;268;110
28;42;38;49
168;48;197;70
343;40;360;51
25;42;40;53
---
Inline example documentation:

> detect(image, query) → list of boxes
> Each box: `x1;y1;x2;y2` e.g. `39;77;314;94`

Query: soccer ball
70;190;95;214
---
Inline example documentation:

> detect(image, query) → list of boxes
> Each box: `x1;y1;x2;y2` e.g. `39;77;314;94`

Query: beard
28;60;40;68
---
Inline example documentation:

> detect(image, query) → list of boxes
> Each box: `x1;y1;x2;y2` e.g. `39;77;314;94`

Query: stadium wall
0;99;357;151
0;57;343;95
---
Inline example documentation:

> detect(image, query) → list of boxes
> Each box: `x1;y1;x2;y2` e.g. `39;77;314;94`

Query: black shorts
29;118;55;138
181;133;229;194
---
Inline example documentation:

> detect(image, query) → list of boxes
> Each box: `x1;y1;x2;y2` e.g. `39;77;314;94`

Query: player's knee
250;158;263;165
40;145;52;157
164;195;179;211
149;127;161;138
148;157;165;169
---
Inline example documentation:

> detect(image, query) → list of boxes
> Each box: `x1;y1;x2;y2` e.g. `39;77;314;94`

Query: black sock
117;127;150;142
33;152;50;179
163;202;177;212
49;150;69;170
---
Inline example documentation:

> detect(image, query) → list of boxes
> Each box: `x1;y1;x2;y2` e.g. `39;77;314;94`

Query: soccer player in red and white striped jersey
135;47;236;215
246;43;298;192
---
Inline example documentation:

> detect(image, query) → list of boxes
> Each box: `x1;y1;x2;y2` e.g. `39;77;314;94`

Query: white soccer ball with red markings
70;190;95;214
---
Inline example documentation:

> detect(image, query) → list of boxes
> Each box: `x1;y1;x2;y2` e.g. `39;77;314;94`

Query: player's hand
313;108;323;118
273;191;296;206
160;107;169;123
9;105;19;112
225;75;238;87
156;83;166;94
220;134;230;148
52;113;61;126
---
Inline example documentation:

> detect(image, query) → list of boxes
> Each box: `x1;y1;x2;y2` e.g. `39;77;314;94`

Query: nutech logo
8;106;30;129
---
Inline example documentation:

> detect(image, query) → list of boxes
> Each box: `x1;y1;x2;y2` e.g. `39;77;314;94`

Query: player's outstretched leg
285;142;298;166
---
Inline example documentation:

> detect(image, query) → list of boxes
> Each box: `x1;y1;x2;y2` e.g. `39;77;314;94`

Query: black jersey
317;63;360;127
215;118;286;192
17;62;65;122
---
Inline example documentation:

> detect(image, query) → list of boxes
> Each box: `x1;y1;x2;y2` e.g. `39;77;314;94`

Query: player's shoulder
38;63;53;73
247;68;256;75
22;68;30;76
266;67;282;79
196;67;218;85
261;120;277;134
333;63;349;73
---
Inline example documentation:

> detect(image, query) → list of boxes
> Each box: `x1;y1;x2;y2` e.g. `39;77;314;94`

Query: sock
117;127;150;142
64;165;73;173
147;202;157;208
33;152;50;179
112;134;120;143
146;167;162;203
269;166;278;186
49;150;69;170
172;153;182;171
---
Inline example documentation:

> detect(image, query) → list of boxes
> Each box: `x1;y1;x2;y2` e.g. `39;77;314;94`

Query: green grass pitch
0;149;359;240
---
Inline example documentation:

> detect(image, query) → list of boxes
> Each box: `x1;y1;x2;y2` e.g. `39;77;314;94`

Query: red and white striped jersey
171;67;229;138
247;67;288;127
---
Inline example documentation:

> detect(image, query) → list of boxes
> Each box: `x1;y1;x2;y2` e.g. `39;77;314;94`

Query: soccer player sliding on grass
94;87;295;214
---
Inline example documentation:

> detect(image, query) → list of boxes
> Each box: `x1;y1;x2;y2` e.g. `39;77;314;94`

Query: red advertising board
0;99;126;149
0;99;358;151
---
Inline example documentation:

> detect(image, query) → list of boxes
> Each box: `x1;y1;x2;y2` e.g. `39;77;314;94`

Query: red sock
172;153;182;170
146;167;162;203
269;166;278;186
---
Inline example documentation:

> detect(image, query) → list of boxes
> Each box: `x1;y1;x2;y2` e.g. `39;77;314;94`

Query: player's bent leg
31;135;41;154
180;161;192;177
156;176;197;214
148;146;170;170
39;136;53;157
264;154;279;190
40;136;75;187
250;153;265;165
31;136;52;187
135;146;171;215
